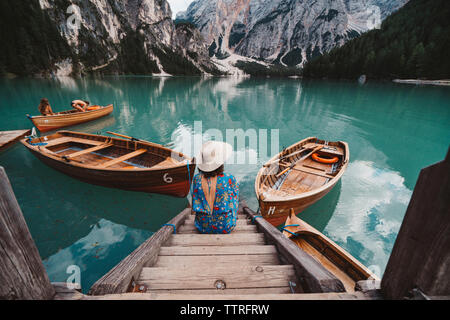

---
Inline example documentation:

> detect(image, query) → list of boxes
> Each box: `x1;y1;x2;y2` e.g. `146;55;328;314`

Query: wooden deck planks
158;245;278;256
178;223;257;234
132;205;301;296
165;233;266;246
138;265;296;290
154;254;280;267
0;130;31;152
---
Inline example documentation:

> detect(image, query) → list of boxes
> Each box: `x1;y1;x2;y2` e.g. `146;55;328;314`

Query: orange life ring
86;105;101;111
312;153;339;164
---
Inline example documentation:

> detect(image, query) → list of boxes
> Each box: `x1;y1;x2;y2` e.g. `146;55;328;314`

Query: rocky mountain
176;0;409;66
302;0;450;79
0;0;220;76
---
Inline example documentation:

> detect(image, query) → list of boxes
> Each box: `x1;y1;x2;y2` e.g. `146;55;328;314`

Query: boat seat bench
97;148;147;168
64;143;113;159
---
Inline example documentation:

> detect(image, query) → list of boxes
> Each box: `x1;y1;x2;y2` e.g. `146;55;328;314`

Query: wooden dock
0;130;30;152
85;202;381;300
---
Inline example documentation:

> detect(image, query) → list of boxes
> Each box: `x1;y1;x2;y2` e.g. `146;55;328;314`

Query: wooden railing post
381;148;450;299
0;167;55;300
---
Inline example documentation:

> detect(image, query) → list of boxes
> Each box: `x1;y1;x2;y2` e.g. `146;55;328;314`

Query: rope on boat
251;215;263;224
162;224;176;234
26;137;47;146
281;224;300;237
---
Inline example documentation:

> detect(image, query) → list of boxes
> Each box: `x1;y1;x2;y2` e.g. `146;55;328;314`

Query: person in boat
71;99;89;112
191;141;239;234
38;98;54;116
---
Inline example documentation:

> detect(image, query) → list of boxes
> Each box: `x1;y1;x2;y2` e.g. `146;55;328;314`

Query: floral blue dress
191;173;239;234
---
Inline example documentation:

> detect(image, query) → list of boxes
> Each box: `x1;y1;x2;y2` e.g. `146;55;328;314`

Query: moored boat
255;137;349;226
27;104;113;132
283;209;379;292
21;130;196;197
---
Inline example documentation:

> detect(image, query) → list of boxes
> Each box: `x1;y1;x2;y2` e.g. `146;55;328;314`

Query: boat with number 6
27;104;114;132
20;130;196;197
255;137;349;226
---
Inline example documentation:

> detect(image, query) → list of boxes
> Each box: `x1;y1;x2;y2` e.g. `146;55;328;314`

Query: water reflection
43;219;153;292
324;160;412;276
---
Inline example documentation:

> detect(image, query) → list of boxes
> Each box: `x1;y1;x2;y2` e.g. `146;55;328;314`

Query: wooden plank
154;254;280;267
0;167;55;299
65;291;377;300
88;208;190;295
144;287;291;295
158;245;278;256
0;130;31;152
290;165;335;179
187;214;247;220
97;149;147;168
65;143;113;159
243;205;346;293
184;218;249;225
138;265;296;290
165;233;266;246
178;224;257;234
381;148;450;299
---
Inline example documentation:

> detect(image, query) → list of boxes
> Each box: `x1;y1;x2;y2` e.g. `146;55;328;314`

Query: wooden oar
264;146;316;168
276;145;323;178
106;131;164;147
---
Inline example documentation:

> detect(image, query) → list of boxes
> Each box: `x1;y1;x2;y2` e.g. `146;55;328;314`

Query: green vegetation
114;32;160;75
235;60;302;77
151;45;202;75
0;0;72;76
303;0;450;80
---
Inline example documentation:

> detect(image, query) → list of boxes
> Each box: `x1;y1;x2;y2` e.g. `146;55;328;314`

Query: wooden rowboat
27;104;113;132
255;137;349;226
21;131;196;197
282;209;379;292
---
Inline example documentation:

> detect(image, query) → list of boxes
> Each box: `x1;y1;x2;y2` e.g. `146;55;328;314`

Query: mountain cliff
0;0;220;76
176;0;408;66
302;0;450;80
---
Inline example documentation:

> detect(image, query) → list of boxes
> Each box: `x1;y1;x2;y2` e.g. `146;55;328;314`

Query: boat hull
282;212;379;292
30;105;113;132
258;179;338;226
27;148;194;197
255;137;349;226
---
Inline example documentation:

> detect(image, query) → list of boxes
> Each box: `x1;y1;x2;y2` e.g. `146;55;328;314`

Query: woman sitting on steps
191;141;239;234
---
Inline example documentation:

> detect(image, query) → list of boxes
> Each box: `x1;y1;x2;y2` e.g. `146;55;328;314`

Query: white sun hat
197;140;233;172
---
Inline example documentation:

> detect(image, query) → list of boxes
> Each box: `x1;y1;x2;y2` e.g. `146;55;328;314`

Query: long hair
199;165;224;178
38;98;49;114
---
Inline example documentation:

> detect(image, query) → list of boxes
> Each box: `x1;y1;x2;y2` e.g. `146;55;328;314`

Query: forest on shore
302;0;450;80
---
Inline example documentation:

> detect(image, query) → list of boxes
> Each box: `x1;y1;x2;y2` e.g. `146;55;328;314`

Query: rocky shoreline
393;79;450;86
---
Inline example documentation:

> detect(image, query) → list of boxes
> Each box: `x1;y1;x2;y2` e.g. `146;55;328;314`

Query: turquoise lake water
0;76;449;292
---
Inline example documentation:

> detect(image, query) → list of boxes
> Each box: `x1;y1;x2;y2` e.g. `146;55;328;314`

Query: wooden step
165;233;265;246
137;265;296;290
144;287;292;295
86;292;372;300
154;254;280;267
184;219;249;226
178;224;257;234
187;214;248;220
158;245;278;256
